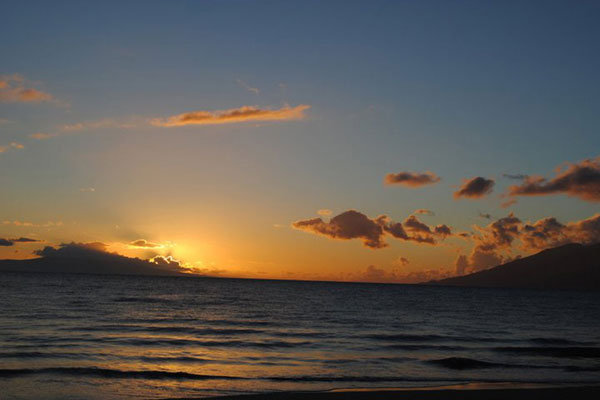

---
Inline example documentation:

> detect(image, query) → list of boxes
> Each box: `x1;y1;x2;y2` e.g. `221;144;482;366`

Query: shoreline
178;383;600;400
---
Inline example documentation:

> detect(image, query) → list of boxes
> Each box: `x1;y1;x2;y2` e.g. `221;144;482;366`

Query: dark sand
184;384;600;400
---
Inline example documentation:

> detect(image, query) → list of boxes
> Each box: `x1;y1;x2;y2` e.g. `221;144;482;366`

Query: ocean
1;271;599;399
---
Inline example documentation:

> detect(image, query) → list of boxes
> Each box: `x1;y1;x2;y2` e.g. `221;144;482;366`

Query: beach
202;384;600;400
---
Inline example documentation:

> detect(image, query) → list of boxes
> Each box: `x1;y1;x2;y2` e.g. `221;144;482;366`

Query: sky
1;0;599;282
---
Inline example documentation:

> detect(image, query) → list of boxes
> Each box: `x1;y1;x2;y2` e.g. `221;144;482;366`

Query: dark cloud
293;210;454;248
434;224;452;237
30;242;188;276
508;157;600;202
503;173;528;180
384;171;441;187
454;177;495;199
292;210;387;249
0;237;40;246
11;237;40;243
396;257;410;266
404;215;432;234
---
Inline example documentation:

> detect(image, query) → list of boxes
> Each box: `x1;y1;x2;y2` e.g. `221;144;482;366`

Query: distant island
0;242;191;277
432;243;600;290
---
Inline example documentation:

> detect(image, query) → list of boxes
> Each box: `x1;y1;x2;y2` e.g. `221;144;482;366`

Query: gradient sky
1;0;599;282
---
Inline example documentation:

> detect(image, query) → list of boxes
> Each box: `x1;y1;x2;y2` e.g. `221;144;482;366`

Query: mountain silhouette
432;243;600;290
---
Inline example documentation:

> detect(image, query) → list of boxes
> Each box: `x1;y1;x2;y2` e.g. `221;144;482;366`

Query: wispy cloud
2;220;63;228
317;209;332;216
0;142;25;154
0;74;55;104
413;208;435;216
150;104;310;127
236;79;260;95
61;118;138;132
384;171;441;187
29;132;59;140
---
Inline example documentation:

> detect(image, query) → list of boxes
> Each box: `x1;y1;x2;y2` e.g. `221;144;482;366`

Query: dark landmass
177;385;600;400
432;243;600;290
0;242;189;276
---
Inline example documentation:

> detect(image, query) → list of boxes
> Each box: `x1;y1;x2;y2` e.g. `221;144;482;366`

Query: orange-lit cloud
454;176;495;199
29;132;58;140
151;104;310;127
0;142;25;154
508;157;600;202
384;171;441;187
292;210;453;249
129;239;163;248
317;209;332;216
0;74;54;103
414;208;435;216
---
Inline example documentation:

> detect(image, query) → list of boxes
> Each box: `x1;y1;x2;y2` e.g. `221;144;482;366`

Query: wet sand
192;384;600;400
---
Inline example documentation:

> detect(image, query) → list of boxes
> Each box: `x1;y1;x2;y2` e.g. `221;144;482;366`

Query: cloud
414;209;435;216
501;198;517;208
479;212;492;219
384;171;441;187
503;173;528;180
60;117;141;132
29;132;58;140
394;256;410;266
459;212;600;274
0;237;41;246
3;220;63;228
79;187;96;192
129;239;162;248
292;210;453;249
150;255;182;269
30;242;188;275
0;142;25;154
151;104;310;127
236;79;260;94
352;264;452;284
317;209;332;216
292;210;387;249
454;177;495;199
508;157;600;202
0;74;54;103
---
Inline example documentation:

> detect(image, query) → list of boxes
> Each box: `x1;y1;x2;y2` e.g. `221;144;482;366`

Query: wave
494;346;600;358
384;344;467;351
56;325;265;336
0;367;243;380
529;338;595;346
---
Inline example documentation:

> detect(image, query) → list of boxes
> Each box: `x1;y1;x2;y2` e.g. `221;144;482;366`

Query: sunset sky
1;0;599;282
